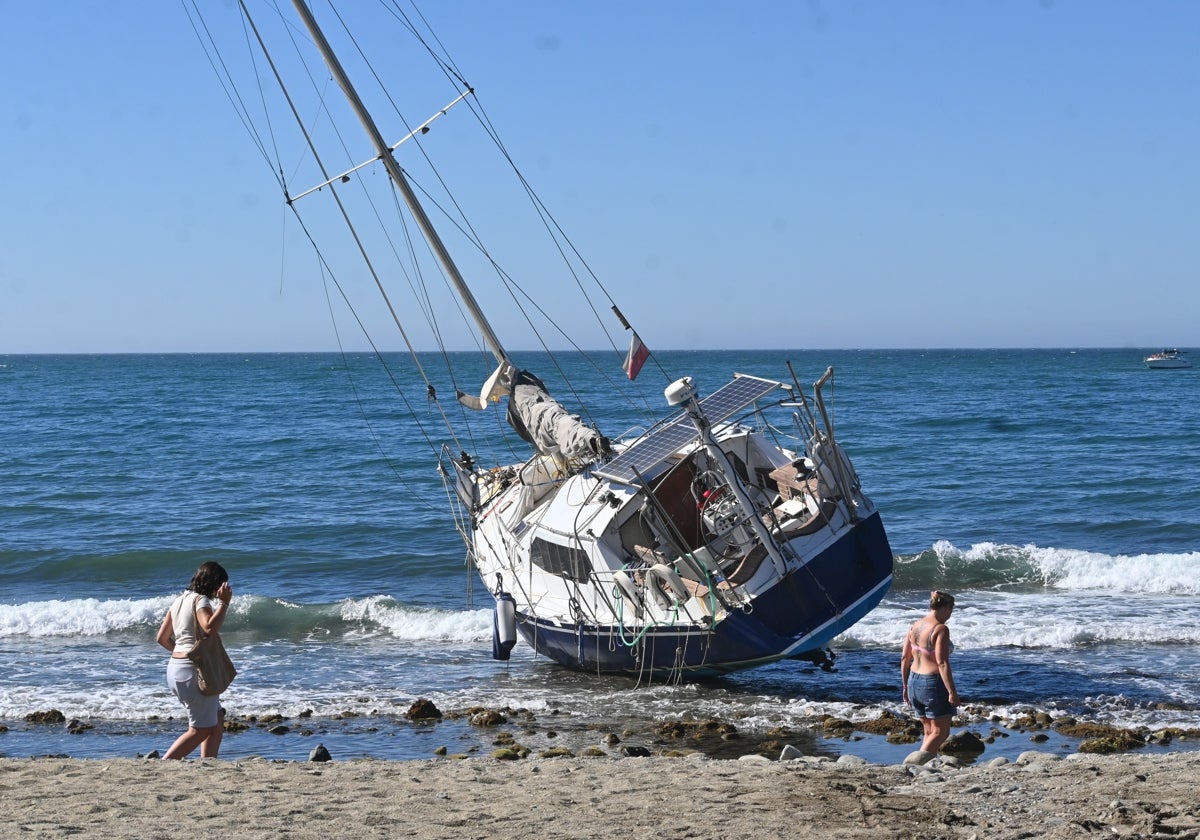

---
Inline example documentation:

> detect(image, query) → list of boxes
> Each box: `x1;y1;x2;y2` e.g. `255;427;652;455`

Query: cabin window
530;538;592;582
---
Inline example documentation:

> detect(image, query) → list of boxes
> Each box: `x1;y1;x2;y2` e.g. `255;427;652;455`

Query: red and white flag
622;333;650;381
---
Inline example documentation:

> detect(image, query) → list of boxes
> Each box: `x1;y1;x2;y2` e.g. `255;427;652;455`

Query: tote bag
178;593;237;696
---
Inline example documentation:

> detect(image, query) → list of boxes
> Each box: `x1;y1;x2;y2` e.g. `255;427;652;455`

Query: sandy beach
4;751;1198;839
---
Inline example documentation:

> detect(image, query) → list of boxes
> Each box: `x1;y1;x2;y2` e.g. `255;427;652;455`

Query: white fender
613;570;643;611
492;593;517;661
648;563;689;609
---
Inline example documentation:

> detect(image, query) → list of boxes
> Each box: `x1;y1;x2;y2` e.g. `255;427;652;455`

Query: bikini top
910;621;954;658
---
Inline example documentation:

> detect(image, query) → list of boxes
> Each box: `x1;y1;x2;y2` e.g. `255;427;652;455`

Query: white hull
1145;350;1191;369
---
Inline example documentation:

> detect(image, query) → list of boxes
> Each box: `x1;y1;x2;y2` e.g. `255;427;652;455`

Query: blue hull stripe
512;511;894;676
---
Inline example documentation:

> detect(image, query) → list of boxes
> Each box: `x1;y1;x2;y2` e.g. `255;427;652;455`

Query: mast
289;0;512;372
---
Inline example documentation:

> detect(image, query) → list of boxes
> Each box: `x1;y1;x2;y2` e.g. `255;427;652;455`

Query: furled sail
506;370;609;461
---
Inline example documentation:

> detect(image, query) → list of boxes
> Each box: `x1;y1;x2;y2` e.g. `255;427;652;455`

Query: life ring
613;570;644;611
647;563;689;609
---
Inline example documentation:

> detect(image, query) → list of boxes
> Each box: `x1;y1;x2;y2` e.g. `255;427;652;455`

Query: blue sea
3;349;1199;762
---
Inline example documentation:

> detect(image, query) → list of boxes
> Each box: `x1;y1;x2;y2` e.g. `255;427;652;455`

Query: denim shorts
908;672;956;719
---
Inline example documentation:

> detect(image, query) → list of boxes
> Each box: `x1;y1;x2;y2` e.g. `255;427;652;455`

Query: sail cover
507;370;609;461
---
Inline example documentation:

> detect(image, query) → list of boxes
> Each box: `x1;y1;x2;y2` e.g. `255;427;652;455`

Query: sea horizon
2;345;1192;356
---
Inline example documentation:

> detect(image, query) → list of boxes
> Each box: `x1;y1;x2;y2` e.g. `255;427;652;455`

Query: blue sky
3;1;1197;353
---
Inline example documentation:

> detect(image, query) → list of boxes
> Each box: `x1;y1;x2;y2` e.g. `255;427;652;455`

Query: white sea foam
337;595;491;642
0;684;175;722
0;594;493;643
1030;545;1200;594
842;590;1200;649
0;597;168;637
924;540;1200;594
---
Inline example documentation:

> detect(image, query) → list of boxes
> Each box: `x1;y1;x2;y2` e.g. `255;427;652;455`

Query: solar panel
593;374;786;485
592;419;695;486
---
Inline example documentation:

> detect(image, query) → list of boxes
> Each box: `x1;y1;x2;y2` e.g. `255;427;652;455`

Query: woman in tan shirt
156;561;234;759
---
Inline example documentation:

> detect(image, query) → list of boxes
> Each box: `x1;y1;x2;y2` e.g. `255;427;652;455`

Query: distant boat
1145;349;1191;369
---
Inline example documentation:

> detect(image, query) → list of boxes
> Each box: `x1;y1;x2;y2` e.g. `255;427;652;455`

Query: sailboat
195;1;894;678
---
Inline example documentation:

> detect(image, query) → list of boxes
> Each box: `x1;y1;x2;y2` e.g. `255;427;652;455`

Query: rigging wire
372;0;662;418
316;0;627;461
180;0;280;189
330;2;547;400
190;0;665;463
313;241;446;515
182;0;456;510
196;0;482;458
265;0;513;466
241;0;476;451
266;0;527;469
